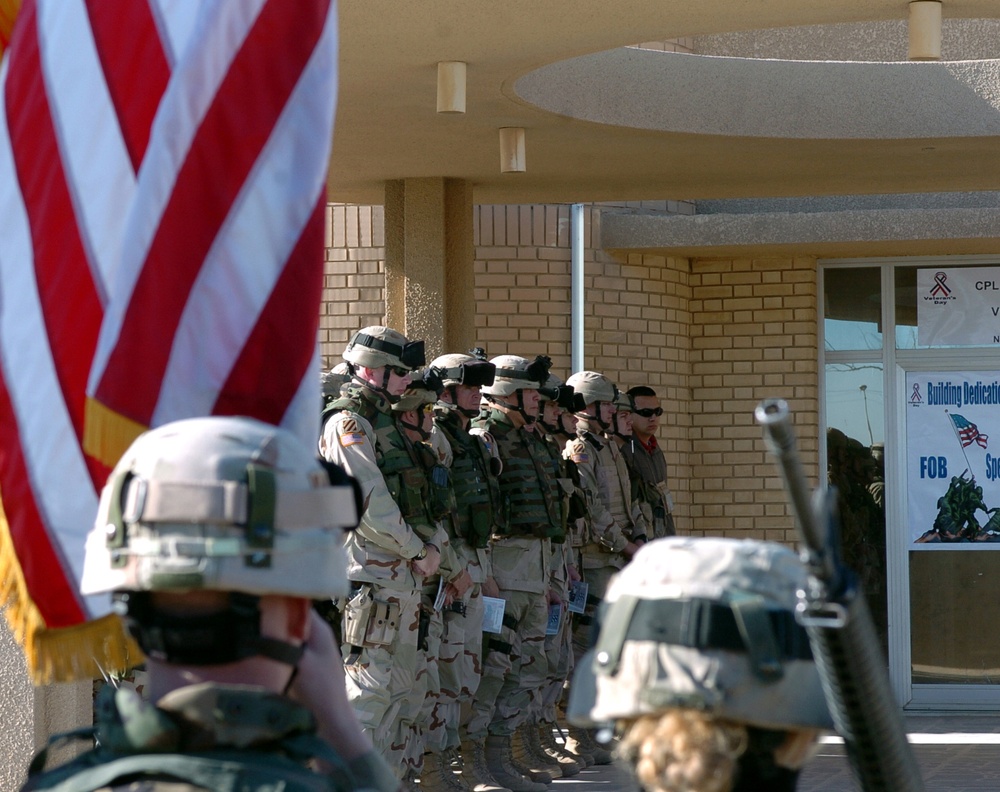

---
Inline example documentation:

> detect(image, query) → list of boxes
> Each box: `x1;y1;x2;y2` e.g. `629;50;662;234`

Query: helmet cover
82;416;356;599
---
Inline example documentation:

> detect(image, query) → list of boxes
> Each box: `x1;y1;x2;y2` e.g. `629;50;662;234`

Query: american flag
0;0;337;682
950;413;988;449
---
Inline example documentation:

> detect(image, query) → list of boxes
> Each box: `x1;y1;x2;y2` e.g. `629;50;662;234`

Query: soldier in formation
320;326;443;787
318;341;680;790
464;355;564;792
622;386;677;538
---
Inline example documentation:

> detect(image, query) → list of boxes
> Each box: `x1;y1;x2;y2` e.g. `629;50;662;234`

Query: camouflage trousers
413;581;446;762
465;588;548;739
342;582;423;779
539;597;575;724
571;563;618;662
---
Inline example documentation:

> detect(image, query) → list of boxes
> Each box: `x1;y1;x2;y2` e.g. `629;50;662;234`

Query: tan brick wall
321;203;821;543
320;204;386;368
688;256;819;543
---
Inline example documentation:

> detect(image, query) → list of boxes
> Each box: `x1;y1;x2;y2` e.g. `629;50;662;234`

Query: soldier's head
481;354;550;426
566;371;618;432
568;537;830;792
82;417;358;684
612;391;635;439
538;373;582;437
431;353;496;419
628;386;662;440
393;367;443;440
342;326;425;401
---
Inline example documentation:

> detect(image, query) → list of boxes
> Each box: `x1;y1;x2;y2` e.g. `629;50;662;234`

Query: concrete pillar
383;178;474;360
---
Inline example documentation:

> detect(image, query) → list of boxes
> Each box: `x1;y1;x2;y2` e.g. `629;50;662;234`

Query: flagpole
945;409;974;476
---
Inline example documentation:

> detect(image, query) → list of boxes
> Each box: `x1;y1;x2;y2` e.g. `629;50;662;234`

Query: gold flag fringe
83;397;148;469
1;484;144;685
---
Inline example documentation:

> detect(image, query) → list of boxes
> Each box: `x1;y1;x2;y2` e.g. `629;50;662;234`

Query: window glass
824;267;882;351
825;362;887;651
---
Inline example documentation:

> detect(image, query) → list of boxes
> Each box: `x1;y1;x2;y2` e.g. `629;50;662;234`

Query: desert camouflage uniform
620;436;676;539
565;430;647;656
321;382;447;776
465;408;561;740
393;426;465;767
431;405;499;755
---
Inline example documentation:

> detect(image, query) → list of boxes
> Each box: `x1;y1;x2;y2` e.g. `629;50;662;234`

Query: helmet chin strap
114;591;305;669
589;401;611;432
398;413;431;440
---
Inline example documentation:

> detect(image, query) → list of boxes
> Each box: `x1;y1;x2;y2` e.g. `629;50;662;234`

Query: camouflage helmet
537;373;563;402
81;416;357;599
482;354;550;397
321;362;351;398
567;537;831;732
342;325;425;371
393;367;443;412
614;390;635;414
430;353;496;389
565;370;617;408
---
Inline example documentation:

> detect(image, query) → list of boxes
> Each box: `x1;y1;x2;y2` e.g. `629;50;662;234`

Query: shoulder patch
566;438;589;464
338;417;366;447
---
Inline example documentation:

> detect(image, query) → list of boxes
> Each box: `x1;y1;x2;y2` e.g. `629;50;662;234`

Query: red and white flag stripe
0;0;337;677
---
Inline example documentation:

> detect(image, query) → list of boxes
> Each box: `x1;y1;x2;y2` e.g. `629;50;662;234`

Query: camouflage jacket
565;430;646;569
22;683;396;792
620;435;676;540
321;384;448;590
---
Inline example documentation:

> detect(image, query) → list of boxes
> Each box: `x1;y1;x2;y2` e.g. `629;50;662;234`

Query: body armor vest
329;386;437;541
436;410;499;548
476;411;561;539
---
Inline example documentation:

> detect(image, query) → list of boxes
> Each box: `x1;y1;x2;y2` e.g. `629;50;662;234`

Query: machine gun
755;398;924;792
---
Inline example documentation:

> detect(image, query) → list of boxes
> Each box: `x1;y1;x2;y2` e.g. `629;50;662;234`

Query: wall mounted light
908;1;942;61
499;127;525;173
437;61;466;113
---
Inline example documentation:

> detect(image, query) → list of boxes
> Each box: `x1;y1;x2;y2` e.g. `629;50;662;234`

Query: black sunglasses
634;407;663;418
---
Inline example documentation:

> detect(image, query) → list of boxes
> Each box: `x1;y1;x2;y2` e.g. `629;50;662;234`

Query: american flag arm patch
340;432;366;447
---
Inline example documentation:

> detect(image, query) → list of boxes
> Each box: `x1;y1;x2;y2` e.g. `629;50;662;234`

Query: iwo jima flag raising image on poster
907;372;1000;544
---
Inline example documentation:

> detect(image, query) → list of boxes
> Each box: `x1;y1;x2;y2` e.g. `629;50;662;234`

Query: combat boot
536;721;583;776
420;750;471;792
484;735;547;792
565;726;612;765
459;739;512;792
512;723;568;779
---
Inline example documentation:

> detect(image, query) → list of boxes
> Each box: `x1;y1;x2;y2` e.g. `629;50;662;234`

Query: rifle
755;398;924;792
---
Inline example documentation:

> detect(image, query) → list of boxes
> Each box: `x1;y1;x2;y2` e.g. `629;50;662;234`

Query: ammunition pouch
342;585;400;648
446;601;468;616
427;464;453;522
464;502;493;549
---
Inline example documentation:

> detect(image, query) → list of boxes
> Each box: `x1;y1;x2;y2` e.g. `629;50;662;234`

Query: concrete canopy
331;1;1000;206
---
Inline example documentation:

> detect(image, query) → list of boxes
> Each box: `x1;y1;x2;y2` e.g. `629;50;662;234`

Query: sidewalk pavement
550;715;1000;791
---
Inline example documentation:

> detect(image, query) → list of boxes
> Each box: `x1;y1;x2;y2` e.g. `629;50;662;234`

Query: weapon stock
755;398;924;792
